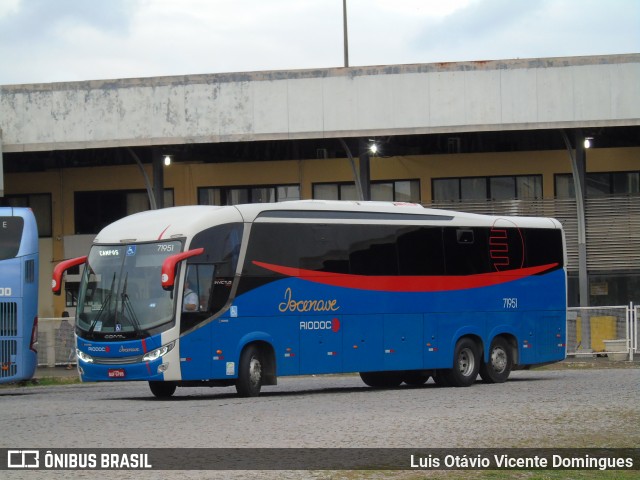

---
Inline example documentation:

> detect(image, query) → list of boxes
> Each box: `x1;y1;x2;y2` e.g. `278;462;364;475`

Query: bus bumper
78;359;166;382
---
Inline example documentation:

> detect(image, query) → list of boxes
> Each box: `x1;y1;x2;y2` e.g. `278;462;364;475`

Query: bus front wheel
236;345;263;397
442;338;480;387
479;337;512;383
149;381;176;399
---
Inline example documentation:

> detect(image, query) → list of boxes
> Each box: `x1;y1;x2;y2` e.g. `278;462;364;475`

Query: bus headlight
142;341;175;362
76;349;94;364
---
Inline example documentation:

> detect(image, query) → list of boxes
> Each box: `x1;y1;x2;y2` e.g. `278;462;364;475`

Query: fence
37;317;76;367
567;303;637;361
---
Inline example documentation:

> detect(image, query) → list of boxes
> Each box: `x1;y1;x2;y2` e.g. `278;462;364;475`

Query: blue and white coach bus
52;201;566;398
0;207;39;384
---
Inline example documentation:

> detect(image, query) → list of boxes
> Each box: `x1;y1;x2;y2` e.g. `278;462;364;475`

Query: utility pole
343;0;349;67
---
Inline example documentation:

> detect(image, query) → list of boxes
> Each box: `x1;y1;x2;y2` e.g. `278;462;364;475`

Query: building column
152;148;164;210
358;138;371;201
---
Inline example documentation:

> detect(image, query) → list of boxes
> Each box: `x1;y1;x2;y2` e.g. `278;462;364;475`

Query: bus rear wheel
149;381;176;399
441;338;480;387
359;371;403;388
479;337;512;383
236;345;263;397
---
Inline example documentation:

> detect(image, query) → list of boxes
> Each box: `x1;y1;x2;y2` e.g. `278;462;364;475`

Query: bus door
537;312;566;362
519;312;538;364
341;314;383;372
383;314;423;370
423;313;449;369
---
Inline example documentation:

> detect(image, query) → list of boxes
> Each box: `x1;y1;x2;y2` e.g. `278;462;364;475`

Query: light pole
343;0;349;67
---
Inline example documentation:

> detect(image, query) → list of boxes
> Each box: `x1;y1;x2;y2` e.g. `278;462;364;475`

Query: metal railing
567;303;636;361
37;317;76;367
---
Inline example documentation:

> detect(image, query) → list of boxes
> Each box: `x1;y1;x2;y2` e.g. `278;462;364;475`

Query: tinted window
523;229;564;269
0;217;24;260
181;223;243;332
243;223;562;281
245;223;402;276
245;223;447;278
443;227;492;275
397;227;445;275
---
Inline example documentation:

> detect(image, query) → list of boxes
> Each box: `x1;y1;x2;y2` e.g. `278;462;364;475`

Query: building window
313;180;420;202
554;172;640;198
0;193;52;237
433;175;542;201
198;184;300;206
74;189;174;234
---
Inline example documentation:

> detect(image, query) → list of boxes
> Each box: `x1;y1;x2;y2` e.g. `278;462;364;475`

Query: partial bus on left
0;207;39;384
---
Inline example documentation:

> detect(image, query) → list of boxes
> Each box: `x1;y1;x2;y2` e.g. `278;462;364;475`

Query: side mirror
52;256;88;295
161;248;204;290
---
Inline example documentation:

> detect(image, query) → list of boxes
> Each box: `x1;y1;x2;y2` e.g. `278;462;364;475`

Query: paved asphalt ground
32;355;638;381
3;356;636;479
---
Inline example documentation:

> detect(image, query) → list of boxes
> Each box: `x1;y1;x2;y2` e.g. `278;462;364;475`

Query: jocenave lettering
278;287;340;313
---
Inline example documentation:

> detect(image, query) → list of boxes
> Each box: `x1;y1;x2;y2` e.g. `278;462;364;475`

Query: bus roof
92;201;562;244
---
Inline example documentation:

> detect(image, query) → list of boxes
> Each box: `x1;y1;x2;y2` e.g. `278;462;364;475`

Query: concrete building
1;53;639;316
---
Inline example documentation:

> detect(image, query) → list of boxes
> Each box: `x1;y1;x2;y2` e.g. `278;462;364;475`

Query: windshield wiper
119;273;143;337
88;272;116;337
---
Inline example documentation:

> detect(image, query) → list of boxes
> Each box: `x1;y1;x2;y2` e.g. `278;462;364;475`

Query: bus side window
444;227;491;275
182;223;243;333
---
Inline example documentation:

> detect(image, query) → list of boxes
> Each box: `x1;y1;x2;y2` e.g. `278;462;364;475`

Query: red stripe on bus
252;261;558;292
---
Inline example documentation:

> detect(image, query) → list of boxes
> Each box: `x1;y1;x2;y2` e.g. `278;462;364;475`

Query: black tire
359;371;403;388
446;338;480;387
479;337;513;383
149;381;176;399
403;371;430;386
236;345;264;397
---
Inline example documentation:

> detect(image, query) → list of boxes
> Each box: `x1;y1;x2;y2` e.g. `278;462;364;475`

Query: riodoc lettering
300;319;341;331
278;288;340;313
87;346;110;352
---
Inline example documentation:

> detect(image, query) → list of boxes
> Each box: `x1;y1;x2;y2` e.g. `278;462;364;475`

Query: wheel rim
457;347;475;376
490;346;507;373
248;356;262;387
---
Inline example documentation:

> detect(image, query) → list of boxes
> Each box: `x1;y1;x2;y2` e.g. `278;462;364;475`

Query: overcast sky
0;0;638;85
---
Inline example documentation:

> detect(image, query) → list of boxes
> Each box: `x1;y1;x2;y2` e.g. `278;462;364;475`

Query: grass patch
320;470;639;480
0;375;81;389
533;358;639;370
29;376;82;386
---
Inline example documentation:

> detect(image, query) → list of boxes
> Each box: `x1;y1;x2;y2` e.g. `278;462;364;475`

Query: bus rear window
0;217;24;260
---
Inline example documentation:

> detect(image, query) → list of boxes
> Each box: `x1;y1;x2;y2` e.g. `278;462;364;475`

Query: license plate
108;369;125;378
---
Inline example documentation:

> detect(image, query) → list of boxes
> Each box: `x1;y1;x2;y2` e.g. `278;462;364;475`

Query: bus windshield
0;216;24;260
76;241;182;339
